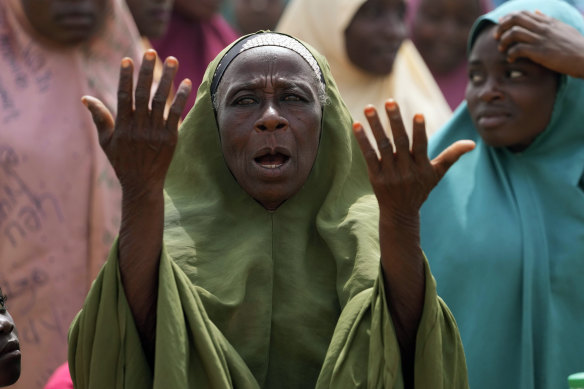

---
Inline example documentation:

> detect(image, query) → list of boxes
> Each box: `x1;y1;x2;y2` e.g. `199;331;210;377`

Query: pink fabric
406;0;493;109
0;1;144;388
152;11;238;117
43;363;73;389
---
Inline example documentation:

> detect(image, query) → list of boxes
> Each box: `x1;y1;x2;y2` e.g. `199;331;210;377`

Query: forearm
118;186;165;367
379;210;425;388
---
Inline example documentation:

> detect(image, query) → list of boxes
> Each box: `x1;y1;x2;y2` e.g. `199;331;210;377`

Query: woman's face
411;0;481;74
125;0;174;38
21;0;107;45
0;292;20;387
215;46;323;210
344;0;407;75
465;25;558;152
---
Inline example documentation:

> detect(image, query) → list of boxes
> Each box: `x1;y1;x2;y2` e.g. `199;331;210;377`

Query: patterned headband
210;32;325;101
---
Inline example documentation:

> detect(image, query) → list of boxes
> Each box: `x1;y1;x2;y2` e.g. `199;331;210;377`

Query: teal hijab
420;1;584;388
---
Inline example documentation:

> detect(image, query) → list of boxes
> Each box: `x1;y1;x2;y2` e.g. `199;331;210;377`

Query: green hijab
70;32;468;388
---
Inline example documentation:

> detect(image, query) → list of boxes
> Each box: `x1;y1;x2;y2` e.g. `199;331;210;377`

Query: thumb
81;95;114;147
431;140;475;180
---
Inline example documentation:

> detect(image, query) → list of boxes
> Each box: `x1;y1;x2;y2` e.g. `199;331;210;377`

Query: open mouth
254;153;290;169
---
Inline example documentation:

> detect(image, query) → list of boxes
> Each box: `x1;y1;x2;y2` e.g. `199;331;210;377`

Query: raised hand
82;49;192;195
496;11;584;79
80;50;192;367
352;100;474;389
352;100;474;222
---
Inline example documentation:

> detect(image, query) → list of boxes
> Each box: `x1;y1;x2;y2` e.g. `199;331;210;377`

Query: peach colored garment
0;1;144;387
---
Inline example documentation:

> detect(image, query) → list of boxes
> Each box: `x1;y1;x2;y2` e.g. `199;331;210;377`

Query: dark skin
83;47;474;386
215;47;322;210
466;24;558;152
82;51;192;364
21;0;107;45
0;292;21;388
411;0;481;75
344;0;407;75
495;11;584;78
353;104;473;387
125;0;174;39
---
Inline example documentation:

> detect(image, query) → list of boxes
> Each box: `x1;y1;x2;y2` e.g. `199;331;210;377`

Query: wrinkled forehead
211;33;324;100
220;47;318;88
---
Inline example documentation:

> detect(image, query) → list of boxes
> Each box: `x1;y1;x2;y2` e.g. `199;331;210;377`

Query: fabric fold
70;31;467;388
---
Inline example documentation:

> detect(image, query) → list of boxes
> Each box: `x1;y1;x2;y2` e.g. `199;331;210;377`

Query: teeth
261;163;283;169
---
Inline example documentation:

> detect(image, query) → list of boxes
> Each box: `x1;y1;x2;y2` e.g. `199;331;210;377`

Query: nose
0;315;14;334
254;103;289;132
478;76;505;102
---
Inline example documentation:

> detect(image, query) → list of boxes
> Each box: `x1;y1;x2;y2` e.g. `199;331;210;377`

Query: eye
234;96;257;106
282;94;303;102
507;69;525;79
468;70;485;85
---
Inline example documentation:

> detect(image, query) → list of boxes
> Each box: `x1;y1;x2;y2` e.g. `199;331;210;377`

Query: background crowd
1;0;584;388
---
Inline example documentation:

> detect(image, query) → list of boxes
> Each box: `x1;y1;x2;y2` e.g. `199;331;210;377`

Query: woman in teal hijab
420;0;584;387
69;32;473;388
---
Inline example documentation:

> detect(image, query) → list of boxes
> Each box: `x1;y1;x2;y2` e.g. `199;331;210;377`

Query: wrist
122;185;164;206
379;208;420;230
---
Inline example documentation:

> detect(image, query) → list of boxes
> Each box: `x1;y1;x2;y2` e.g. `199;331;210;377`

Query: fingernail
507;56;515;63
183;79;192;87
166;56;178;68
121;58;131;68
364;105;375;117
81;96;89;107
145;49;156;61
385;99;396;111
352;122;363;132
414;114;424;124
535;9;543;15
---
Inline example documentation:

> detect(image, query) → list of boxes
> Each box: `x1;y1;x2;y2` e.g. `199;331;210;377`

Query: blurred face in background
0;291;20;387
21;0;108;45
411;0;481;74
234;0;286;35
126;0;174;38
173;0;221;21
344;0;407;75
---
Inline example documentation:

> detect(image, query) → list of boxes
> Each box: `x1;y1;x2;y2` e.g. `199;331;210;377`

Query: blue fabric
420;1;584;388
492;0;584;12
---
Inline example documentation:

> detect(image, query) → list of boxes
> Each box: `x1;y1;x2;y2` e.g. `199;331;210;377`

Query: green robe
69;33;468;388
